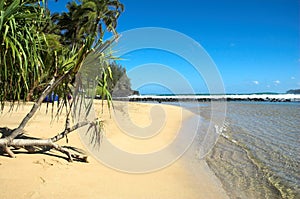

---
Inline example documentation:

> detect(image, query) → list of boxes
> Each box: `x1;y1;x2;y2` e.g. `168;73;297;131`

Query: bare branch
51;121;91;143
0;138;88;162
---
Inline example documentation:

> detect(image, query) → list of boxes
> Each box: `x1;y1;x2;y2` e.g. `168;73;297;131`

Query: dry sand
0;101;228;199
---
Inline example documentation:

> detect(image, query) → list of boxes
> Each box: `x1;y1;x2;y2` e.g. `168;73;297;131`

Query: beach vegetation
0;0;124;162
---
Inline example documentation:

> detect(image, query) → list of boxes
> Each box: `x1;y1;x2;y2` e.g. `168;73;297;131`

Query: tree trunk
8;74;70;141
0;138;88;162
0;120;92;162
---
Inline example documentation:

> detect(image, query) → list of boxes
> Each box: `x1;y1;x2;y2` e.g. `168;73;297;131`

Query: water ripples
198;102;300;199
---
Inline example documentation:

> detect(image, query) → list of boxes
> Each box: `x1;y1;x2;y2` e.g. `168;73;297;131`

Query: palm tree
56;0;124;47
81;0;124;37
0;0;124;161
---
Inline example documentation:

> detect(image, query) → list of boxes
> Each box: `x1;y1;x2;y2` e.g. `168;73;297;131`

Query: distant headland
286;89;300;94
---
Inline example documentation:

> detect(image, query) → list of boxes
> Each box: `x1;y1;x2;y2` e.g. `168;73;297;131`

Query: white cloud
291;77;295;80
253;81;259;85
274;80;280;85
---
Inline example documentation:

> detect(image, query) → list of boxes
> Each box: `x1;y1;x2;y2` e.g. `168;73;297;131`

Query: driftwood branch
0;138;88;162
0;121;93;162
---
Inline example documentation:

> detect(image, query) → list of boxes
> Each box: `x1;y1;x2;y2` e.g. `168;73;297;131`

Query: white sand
0;101;228;199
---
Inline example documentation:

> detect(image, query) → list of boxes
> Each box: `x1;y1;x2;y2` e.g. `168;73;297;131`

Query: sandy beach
0;101;228;199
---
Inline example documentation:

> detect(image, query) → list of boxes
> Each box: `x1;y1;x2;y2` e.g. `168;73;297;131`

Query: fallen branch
0;138;88;162
0;121;94;162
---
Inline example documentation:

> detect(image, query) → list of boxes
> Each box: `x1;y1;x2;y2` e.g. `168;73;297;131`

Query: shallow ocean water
185;101;300;199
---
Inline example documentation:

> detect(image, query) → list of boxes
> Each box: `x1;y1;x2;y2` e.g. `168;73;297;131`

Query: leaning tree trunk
0;39;114;162
0;70;91;162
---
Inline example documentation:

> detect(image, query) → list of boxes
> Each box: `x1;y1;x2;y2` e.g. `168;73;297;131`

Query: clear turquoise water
186;102;300;199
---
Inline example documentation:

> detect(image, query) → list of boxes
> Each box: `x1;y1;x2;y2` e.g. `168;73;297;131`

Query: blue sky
48;0;299;94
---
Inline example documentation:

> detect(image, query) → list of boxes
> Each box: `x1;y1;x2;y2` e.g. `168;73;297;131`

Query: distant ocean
181;101;300;199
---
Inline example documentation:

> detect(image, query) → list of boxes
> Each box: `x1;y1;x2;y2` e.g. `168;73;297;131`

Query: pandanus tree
0;0;124;161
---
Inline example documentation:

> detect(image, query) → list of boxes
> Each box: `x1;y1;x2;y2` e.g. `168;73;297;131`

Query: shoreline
0;101;229;199
203;101;300;198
